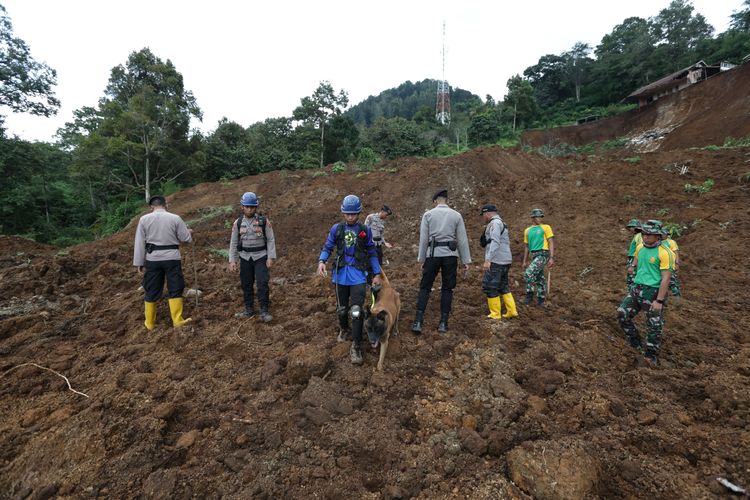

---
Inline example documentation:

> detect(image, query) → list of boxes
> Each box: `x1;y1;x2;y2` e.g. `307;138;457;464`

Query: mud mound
522;61;750;152
1;146;750;498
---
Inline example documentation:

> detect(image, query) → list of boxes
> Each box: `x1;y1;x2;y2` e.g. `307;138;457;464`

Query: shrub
186;205;233;227
601;137;629;150
331;161;346;173
356;148;379;171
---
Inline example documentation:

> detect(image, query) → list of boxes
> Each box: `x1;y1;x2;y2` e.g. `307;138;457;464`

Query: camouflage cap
626;218;641;228
530;208;544;218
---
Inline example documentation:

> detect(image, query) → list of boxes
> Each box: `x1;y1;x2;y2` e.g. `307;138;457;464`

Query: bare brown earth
2;97;750;498
522;60;750;152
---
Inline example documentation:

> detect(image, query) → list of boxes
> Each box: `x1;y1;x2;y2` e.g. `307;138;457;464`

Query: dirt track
2;138;750;498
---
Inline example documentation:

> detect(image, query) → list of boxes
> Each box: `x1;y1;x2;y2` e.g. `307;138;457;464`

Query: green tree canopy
293;81;348;168
0;3;60;120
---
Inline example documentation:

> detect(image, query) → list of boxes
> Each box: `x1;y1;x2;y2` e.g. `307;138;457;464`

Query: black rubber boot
536;297;545;307
522;292;534;305
411;310;424;334
437;313;449;333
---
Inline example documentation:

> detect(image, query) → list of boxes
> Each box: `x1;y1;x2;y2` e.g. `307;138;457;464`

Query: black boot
259;306;273;322
411;310;424;334
438;313;449;333
522;292;533;305
536;297;545;307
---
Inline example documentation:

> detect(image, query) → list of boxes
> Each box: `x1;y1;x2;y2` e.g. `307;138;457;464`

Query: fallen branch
1;362;90;398
232;417;253;424
322;369;332;381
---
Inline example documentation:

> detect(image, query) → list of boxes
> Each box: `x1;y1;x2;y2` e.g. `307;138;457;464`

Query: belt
240;245;267;252
433;241;453;247
531;249;549;255
146;243;179;253
373;236;382;241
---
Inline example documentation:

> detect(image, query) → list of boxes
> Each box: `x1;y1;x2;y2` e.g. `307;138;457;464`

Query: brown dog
366;268;401;371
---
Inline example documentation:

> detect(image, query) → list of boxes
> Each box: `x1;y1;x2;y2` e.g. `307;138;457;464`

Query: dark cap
433;189;448;201
148;195;167;206
480;204;497;215
381;204;393;215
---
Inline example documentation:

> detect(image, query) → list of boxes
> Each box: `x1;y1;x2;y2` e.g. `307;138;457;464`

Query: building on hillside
624;61;733;108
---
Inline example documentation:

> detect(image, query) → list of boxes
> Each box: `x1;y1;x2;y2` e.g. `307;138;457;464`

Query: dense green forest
1;0;749;246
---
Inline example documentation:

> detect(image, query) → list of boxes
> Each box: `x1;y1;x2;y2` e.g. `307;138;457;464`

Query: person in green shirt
617;220;675;365
522;208;555;307
660;228;682;297
625;219;642;292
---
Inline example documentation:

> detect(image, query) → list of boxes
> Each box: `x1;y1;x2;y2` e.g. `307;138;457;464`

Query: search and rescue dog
366;269;401;371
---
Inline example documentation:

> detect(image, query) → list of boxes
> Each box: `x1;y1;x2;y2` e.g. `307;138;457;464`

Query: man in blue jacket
318;195;382;365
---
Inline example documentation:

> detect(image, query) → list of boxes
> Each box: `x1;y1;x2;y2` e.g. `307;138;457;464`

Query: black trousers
335;283;366;343
240;256;270;311
482;263;511;298
416;256;458;315
143;259;185;302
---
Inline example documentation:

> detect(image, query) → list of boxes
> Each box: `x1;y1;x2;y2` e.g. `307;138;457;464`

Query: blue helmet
240;192;258;207
340;194;362;214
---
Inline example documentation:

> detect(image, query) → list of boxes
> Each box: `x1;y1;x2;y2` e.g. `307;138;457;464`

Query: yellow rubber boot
486;296;502;319
144;301;157;331
168;298;192;328
501;293;518;318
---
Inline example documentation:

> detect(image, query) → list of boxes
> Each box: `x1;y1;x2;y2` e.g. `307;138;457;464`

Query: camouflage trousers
626;257;635;292
669;270;681;297
617;285;665;357
525;251;549;299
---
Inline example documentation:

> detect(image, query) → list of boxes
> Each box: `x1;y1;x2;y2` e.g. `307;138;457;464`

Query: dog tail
378;267;391;286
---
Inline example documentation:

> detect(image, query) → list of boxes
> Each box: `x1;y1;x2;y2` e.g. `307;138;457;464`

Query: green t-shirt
524;224;554;252
634;244;674;288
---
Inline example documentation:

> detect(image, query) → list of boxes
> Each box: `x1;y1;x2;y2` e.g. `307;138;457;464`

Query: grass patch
623;156;641;163
310;170;328;177
209;248;230;259
186;205;233;227
331;162;346;173
684;179;714;194
601;137;629;150
656;208;670;217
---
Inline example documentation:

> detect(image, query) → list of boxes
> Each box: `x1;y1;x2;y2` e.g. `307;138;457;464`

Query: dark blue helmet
240;192;259;207
340;194;362;214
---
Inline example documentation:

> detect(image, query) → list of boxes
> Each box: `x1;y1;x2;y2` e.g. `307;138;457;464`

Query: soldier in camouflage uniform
625;219;642;292
660;228;682;297
522;208;555;306
617;220;675;364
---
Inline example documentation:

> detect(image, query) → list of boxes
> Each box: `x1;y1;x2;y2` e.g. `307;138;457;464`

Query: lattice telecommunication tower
435;21;451;126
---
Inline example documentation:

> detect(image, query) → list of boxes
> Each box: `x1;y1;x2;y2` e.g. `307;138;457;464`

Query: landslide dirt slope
522;60;750;151
1;145;750;499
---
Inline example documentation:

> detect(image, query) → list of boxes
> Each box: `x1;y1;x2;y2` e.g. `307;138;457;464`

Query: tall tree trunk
319;123;325;168
145;155;150;203
512;102;517;133
575;82;581;102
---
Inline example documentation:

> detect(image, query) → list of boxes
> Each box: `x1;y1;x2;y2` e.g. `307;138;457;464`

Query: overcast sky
1;0;741;142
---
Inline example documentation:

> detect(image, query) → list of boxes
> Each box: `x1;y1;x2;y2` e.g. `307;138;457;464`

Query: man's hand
228;262;237;273
483;261;491;271
267;259;274;269
651;301;663;312
385;242;393;249
317;261;327;277
522;260;527;268
547;257;555;268
137;266;144;274
373;275;382;286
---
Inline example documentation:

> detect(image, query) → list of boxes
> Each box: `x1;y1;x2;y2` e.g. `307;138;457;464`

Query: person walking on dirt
317;195;382;365
617;220;675;365
660;228;682;297
228;192;276;322
480;204;517;320
411;189;471;334
364;205;394;267
625;219;643;292
522;208;555;307
133;195;193;330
